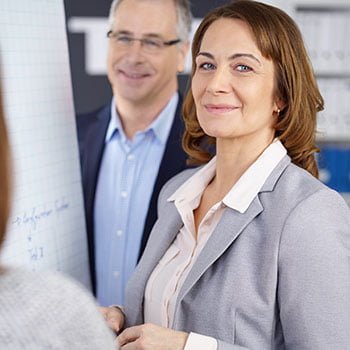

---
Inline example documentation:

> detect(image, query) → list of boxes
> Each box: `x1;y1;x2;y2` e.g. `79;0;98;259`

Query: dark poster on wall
64;0;228;114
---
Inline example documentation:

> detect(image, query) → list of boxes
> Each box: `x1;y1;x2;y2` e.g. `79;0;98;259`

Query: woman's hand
117;323;188;350
99;306;125;334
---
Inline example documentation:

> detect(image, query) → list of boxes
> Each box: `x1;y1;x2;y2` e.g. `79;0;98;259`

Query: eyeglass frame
106;30;181;51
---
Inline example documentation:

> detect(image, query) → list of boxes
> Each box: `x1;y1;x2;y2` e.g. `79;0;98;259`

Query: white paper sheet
0;0;91;289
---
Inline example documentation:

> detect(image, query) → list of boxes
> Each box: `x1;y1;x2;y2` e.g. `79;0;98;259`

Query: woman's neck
213;135;274;196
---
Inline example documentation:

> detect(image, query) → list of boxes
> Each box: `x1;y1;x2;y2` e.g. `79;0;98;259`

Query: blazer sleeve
213;188;350;350
277;188;350;349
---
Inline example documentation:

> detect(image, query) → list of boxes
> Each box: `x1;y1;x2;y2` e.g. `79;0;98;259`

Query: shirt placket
114;137;137;297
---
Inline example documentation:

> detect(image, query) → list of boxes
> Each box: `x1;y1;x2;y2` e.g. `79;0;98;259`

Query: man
76;0;192;306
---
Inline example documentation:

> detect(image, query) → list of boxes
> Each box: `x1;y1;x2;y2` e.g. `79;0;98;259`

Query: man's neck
114;93;177;140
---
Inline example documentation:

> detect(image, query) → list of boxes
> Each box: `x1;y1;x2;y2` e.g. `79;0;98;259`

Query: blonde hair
183;0;323;178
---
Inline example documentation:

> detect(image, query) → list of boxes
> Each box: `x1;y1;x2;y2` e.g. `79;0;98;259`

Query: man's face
107;0;188;107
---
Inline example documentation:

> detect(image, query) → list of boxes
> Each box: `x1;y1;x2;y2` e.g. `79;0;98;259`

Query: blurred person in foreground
0;83;117;349
102;1;350;349
76;0;191;306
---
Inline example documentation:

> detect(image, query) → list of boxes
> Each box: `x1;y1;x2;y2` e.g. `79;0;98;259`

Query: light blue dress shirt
94;93;178;306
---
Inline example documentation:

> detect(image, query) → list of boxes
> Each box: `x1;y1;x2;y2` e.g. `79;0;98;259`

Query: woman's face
192;18;279;145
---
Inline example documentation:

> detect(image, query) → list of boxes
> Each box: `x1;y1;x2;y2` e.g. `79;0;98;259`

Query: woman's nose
206;67;231;95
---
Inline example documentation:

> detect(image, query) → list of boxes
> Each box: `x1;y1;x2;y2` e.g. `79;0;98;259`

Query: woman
0;87;117;348
103;1;350;349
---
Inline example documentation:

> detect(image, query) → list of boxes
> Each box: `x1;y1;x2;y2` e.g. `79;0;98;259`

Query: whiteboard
0;0;91;289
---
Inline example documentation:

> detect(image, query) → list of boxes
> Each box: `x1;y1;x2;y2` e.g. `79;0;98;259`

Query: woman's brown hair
183;0;323;177
0;82;11;248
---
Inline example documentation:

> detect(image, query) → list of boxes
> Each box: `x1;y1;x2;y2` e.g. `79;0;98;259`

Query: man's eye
117;36;133;43
143;39;161;48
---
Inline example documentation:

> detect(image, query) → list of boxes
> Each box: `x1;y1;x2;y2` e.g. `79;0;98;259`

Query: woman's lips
204;104;238;114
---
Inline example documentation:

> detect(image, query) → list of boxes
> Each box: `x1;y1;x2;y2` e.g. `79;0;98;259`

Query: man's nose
125;40;146;62
129;39;144;52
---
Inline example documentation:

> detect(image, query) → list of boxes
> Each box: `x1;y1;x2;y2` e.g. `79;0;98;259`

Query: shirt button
121;191;128;198
202;220;208;226
116;230;123;237
127;154;135;161
113;271;120;278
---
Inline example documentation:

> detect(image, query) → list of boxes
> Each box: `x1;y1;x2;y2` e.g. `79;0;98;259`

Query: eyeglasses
107;31;181;53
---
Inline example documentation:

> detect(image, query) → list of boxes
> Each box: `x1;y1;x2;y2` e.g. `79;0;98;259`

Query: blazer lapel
83;105;110;223
174;197;263;321
173;155;291;322
126;201;183;326
139;96;188;256
82;104;110;286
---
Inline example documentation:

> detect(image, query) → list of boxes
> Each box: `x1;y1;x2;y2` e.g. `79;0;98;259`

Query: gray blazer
125;155;350;349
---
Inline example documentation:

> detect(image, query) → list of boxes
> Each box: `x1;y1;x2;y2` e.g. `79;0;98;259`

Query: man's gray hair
108;0;192;42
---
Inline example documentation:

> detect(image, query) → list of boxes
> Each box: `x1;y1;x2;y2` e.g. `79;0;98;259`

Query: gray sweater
0;267;116;349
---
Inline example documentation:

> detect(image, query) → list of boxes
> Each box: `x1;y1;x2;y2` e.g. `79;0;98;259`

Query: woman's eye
236;64;252;72
198;62;216;71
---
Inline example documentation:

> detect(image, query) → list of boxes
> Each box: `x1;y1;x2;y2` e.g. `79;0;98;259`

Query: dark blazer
76;96;189;291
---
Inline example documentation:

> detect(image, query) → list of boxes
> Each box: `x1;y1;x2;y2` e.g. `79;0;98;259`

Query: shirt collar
223;139;287;213
168;139;287;213
105;93;178;144
168;156;217;204
105;97;122;142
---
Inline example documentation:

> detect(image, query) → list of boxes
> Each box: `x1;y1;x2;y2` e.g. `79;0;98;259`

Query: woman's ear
273;98;286;116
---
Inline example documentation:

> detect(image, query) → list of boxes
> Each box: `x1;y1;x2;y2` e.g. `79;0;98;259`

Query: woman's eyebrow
196;51;261;66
